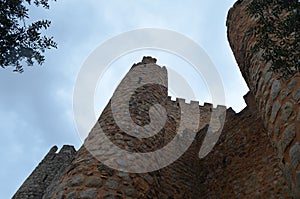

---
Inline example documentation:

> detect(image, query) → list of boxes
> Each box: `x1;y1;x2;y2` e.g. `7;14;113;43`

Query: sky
0;0;249;198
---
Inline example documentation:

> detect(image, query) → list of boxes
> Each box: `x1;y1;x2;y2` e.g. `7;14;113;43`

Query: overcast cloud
0;1;249;198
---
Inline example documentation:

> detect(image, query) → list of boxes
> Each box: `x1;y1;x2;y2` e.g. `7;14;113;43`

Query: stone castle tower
13;0;299;198
227;0;299;197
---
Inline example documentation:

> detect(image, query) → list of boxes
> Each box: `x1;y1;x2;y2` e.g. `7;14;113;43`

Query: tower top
141;56;157;64
132;56;157;68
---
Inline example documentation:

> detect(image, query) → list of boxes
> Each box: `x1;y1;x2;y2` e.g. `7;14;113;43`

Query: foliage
0;0;57;73
247;0;299;79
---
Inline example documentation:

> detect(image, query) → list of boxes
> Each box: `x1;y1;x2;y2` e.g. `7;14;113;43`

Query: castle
13;0;299;198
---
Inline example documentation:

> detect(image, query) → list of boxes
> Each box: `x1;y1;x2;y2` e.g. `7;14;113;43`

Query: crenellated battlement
166;96;228;114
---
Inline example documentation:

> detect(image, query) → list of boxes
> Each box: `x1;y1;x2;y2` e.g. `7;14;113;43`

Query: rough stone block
264;71;272;83
270;80;281;100
280;88;291;100
270;101;281;123
265;100;271;119
257;77;264;93
280;124;296;153
297;171;300;191
124;186;137;197
105;178;120;190
66;191;77;199
290;142;300;168
285;163;293;188
280;101;294;122
293;87;300;102
85;176;103;188
117;171;131;180
79;188;98;199
287;78;299;94
70;174;84;187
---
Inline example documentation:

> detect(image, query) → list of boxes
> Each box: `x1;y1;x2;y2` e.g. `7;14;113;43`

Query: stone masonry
14;55;297;198
12;145;76;199
227;0;300;197
14;0;299;198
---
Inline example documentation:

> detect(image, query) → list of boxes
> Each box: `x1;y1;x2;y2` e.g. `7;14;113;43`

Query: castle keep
14;0;299;198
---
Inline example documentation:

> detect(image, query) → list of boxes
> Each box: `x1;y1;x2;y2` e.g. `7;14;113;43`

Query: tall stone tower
13;1;299;198
41;56;214;198
227;0;300;197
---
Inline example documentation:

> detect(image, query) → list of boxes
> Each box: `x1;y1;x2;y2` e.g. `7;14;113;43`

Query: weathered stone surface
257;77;264;93
103;193;115;199
285;163;293;188
79;188;98;199
114;134;123;140
227;0;299;196
66;191;77;199
293;87;300;102
280;101;294;122
280;88;291;100
144;174;154;184
290;143;300;168
264;71;272;83
270;80;281;100
85;176;103;188
270;101;281;123
296;172;300;191
105;178;120;190
56;191;64;199
274;122;280;138
124;186;137;197
70;174;84;187
280;124;296;153
115;158;128;167
287;78;299;94
117;172;131;180
265;100;271;119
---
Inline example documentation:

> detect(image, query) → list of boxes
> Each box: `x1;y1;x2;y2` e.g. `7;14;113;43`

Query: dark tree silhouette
0;0;57;73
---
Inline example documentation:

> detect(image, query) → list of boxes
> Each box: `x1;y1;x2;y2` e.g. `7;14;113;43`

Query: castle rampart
12;145;76;199
227;0;300;196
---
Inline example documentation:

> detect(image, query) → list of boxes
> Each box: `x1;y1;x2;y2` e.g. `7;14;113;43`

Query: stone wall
15;93;292;198
13;145;76;199
197;92;291;198
227;0;300;197
18;56;290;198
